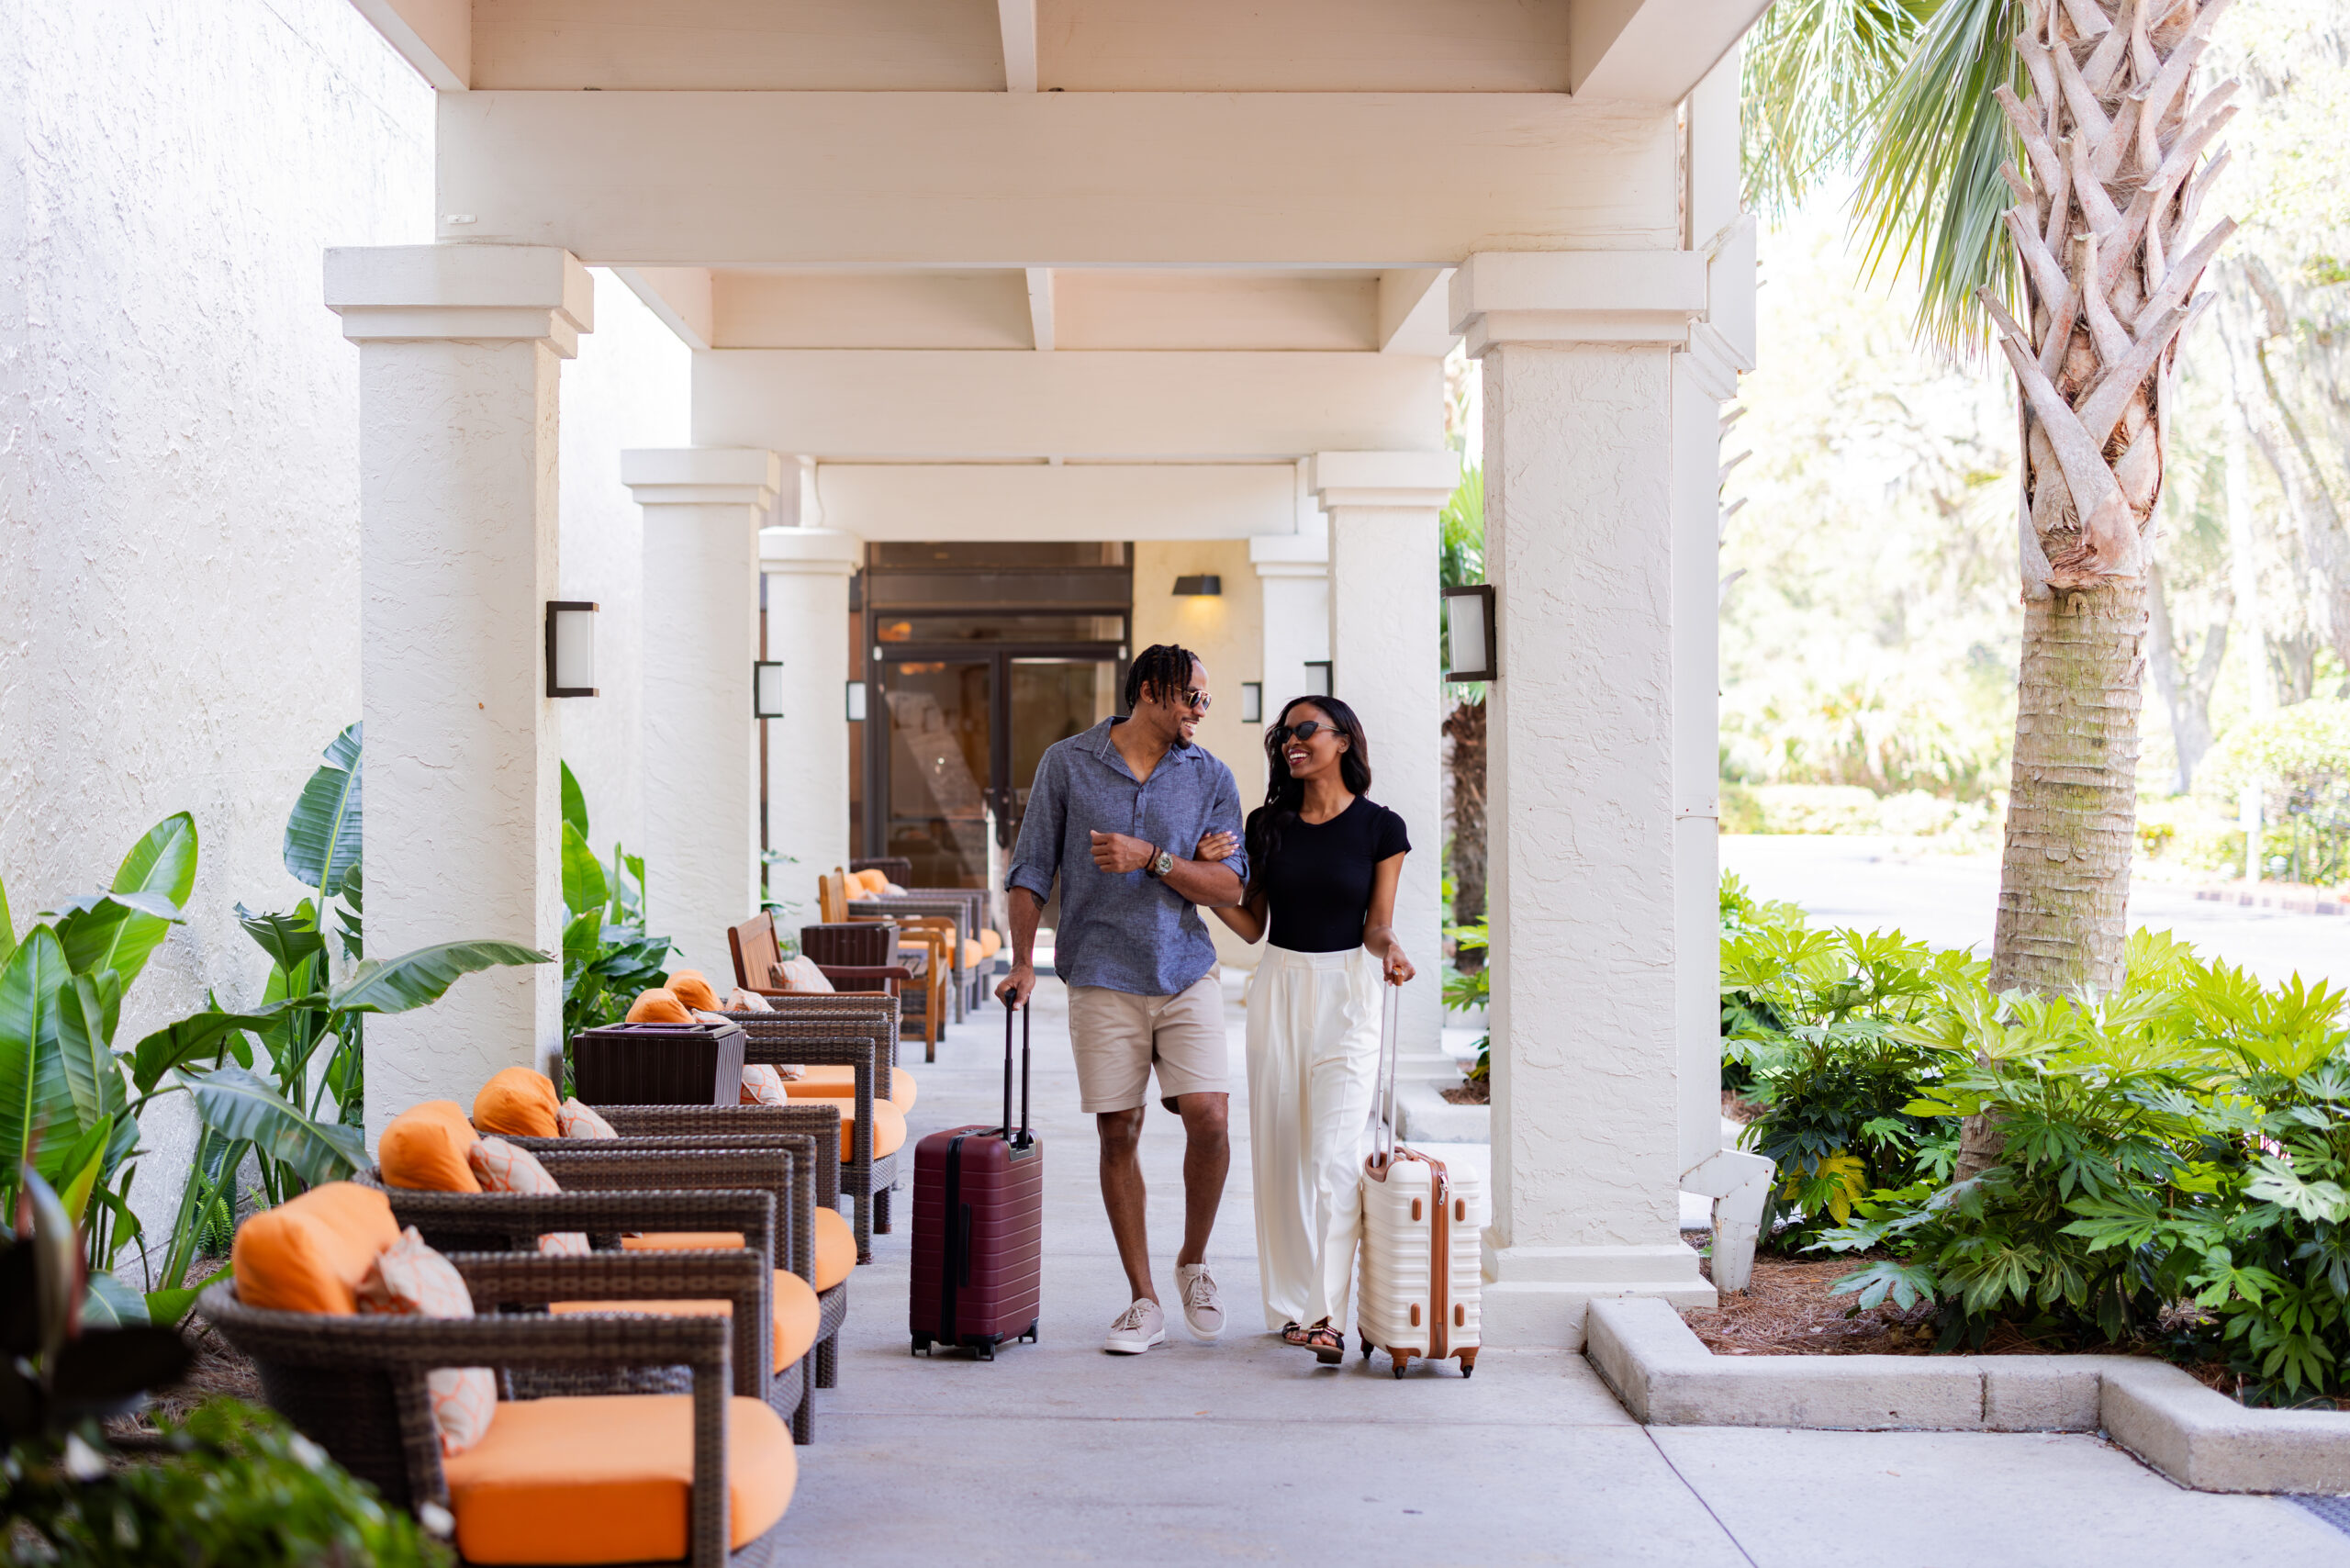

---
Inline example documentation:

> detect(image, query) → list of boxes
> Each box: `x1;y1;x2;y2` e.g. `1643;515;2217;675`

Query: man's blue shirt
1005;717;1248;996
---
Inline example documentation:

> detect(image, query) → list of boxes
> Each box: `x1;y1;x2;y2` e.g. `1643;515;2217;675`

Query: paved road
1721;835;2347;990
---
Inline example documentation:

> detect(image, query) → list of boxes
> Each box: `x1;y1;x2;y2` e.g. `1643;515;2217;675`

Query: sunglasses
1271;720;1330;745
1170;688;1212;711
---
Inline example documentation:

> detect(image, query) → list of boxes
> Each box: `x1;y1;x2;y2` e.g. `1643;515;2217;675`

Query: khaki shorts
1066;975;1228;1114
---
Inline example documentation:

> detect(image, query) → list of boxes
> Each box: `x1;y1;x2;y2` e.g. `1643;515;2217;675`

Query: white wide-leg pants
1246;944;1382;1331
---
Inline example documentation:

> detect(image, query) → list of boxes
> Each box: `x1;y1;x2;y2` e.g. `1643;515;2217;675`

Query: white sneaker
1174;1263;1224;1340
1104;1297;1167;1354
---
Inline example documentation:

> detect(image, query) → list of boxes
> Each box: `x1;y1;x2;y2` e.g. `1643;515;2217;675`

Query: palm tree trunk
1443;697;1487;948
1960;0;2235;1182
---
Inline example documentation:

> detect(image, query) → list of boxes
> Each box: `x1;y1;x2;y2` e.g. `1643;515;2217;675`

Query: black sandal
1303;1319;1345;1365
1281;1321;1310;1347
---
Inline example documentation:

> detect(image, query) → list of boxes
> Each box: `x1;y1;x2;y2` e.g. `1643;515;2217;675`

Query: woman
1198;695;1413;1364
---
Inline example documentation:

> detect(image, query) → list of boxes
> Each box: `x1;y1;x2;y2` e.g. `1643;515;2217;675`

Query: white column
1451;250;1716;1346
1250;532;1330;724
1315;451;1459;1078
759;525;862;913
324;244;592;1137
621;449;782;977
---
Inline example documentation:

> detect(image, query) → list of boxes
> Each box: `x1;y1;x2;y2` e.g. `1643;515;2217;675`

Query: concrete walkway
771;975;2349;1565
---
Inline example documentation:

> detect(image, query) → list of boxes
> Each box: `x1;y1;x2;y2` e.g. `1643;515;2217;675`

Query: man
998;643;1247;1354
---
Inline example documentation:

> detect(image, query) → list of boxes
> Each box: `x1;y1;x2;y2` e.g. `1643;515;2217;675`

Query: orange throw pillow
626;989;692;1024
667;970;722;1011
230;1182;402;1315
468;1137;588;1256
379;1102;483;1193
474;1066;561;1138
357;1227;495;1455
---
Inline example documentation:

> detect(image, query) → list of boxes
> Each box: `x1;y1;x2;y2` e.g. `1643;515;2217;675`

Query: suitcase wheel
976;1338;996;1362
912;1335;932;1357
1021;1320;1039;1344
1389;1350;1411;1380
1458;1350;1478;1378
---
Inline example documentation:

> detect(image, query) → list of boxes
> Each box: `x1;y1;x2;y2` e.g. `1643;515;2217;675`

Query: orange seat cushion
550;1270;822;1369
379;1102;483;1193
474;1067;561;1139
667;970;722;1011
230;1182;402;1316
626;989;692;1024
959;937;984;969
622;1226;853;1293
441;1394;793;1564
811;1207;856;1291
977;929;1002;959
784;1065;918;1113
799;1097;906;1163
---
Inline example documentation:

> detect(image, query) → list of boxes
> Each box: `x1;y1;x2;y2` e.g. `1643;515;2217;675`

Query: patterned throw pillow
777;955;834;994
467;1137;589;1256
356;1228;495;1456
741;1065;789;1106
723;987;773;1013
556;1098;617;1139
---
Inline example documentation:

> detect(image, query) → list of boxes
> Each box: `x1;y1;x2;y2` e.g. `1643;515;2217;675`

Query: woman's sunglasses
1271;720;1329;745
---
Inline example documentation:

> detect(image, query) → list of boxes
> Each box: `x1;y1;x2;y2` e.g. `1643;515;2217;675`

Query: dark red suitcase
910;1000;1042;1360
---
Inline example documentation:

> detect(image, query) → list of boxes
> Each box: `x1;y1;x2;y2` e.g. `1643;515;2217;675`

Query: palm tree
1749;0;2236;1175
1440;466;1488;946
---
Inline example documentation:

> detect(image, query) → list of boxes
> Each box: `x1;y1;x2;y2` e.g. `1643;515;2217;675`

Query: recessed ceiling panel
473;0;1006;90
1054;271;1379;352
714;271;1033;349
1037;0;1573;92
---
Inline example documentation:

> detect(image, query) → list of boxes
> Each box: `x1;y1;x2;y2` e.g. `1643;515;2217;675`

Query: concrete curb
1584;1297;2350;1493
1395;1079;1489;1143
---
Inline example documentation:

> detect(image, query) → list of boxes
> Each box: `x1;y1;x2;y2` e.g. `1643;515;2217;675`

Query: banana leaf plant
558;762;673;1044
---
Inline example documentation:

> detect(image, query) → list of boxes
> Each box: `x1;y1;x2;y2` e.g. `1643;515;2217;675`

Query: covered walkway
773;980;2344;1564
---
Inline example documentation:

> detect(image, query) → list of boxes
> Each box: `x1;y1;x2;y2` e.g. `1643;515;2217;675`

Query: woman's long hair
1244;695;1373;898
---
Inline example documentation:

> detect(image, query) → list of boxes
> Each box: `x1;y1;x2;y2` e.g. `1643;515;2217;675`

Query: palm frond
1741;0;1930;218
1851;0;2024;351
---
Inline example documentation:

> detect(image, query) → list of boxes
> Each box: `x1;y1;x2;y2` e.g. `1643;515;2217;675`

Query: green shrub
2197;700;2350;886
1721;914;1981;1247
3;1398;452;1566
1718;783;1767;834
1816;931;2350;1401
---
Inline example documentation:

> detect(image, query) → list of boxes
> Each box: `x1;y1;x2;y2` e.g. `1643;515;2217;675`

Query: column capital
1249;532;1328;579
759;526;864;577
621;448;784;510
1448;251;1707;357
1679;319;1752;404
1309;450;1460;511
324;245;594;357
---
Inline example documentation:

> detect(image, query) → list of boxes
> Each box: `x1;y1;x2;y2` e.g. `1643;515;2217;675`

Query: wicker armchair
202;1248;783;1568
802;920;941;1060
356;1142;831;1443
714;1014;899;1261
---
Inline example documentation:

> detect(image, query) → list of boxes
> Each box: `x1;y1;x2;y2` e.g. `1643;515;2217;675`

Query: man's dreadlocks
1124;643;1201;712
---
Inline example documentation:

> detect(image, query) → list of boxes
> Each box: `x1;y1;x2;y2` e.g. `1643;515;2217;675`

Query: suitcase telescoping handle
1002;995;1034;1149
1369;979;1402;1167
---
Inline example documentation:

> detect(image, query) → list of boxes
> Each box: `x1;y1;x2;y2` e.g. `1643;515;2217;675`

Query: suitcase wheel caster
1389;1350;1411;1379
1020;1320;1039;1344
977;1341;996;1362
912;1336;932;1357
1460;1362;1474;1378
1360;1341;1373;1362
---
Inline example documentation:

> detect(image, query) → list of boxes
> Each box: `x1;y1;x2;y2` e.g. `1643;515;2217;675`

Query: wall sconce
1240;683;1263;723
1442;585;1498;682
845;680;868;722
754;660;787;719
1302;660;1331;698
1172;575;1223;596
545;601;599;698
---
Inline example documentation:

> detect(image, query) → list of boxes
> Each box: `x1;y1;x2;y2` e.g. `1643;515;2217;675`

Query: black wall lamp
1172;574;1223;596
1302;660;1332;698
1442;584;1497;682
545;601;599;698
754;660;787;719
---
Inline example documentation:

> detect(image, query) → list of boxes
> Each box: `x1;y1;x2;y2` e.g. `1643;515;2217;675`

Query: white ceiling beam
613;266;713;351
1024;267;1056;351
436;92;1676;265
1569;0;1774;104
815;464;1301;542
1376;268;1456;355
691;350;1443;462
998;0;1038;93
348;0;470;91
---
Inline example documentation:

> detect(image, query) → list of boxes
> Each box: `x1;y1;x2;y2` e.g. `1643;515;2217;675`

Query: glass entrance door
878;658;994;889
870;651;1121;889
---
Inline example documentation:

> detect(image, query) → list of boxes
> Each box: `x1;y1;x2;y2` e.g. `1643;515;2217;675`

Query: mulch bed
1439;1080;1489;1105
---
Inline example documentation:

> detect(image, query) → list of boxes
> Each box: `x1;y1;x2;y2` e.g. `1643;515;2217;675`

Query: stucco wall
1131;538;1265;968
556;271;695;856
0;0;436;1264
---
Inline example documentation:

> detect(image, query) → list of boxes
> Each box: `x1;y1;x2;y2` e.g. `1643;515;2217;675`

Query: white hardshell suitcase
1355;985;1484;1377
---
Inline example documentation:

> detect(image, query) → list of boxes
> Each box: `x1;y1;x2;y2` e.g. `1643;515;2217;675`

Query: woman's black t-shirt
1258;795;1412;953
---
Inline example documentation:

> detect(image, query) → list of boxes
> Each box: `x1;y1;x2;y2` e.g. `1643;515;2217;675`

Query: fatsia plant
558;763;673;1043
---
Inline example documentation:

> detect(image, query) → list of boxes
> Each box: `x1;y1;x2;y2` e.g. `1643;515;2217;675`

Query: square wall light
1302;660;1331;699
1240;682;1263;723
754;660;787;719
1443;585;1497;682
546;601;598;698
